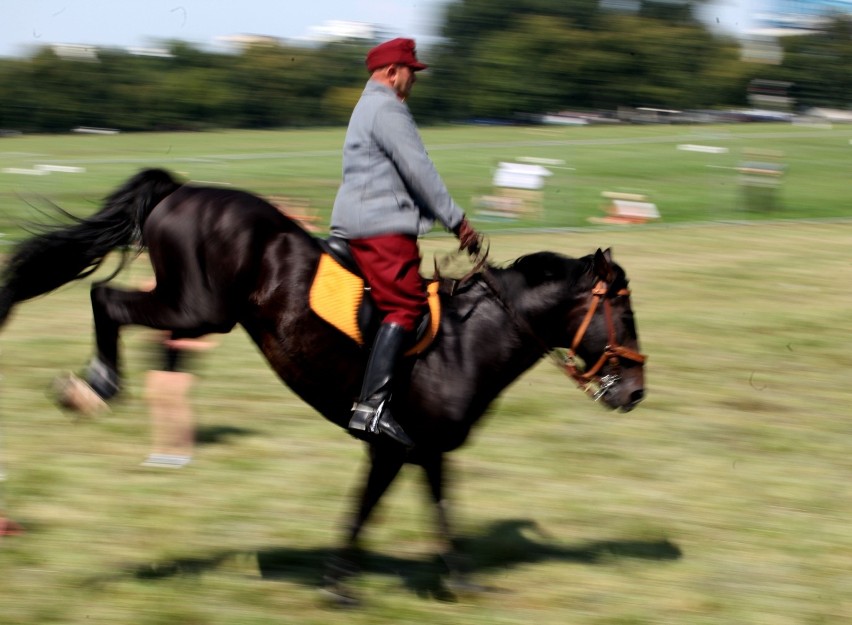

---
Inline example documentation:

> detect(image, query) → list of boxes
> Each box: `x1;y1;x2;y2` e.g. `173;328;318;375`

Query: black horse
0;168;645;600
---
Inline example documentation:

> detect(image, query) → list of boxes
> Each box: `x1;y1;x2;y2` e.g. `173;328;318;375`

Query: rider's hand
454;218;483;256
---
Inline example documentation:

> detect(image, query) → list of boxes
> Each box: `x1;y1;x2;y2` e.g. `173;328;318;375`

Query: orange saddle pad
308;253;440;355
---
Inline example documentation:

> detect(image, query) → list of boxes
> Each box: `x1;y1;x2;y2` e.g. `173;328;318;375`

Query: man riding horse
330;38;483;448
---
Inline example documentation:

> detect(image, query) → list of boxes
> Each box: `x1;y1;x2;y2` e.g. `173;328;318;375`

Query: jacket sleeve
372;103;465;231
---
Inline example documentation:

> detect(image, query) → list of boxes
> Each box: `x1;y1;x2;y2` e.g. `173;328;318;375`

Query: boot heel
376;414;415;448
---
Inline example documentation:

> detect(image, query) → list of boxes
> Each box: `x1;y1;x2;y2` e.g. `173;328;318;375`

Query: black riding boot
348;322;415;448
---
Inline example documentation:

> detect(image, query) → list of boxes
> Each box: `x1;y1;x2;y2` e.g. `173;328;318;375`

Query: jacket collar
365;79;398;99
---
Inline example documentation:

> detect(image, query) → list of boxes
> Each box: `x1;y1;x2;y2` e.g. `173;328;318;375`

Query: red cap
365;38;428;72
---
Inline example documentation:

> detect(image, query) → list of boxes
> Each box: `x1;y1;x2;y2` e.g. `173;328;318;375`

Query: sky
0;0;446;57
1;0;753;59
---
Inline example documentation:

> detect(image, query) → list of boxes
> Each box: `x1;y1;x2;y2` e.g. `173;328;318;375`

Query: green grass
2;123;852;241
2;223;852;623
2;126;852;623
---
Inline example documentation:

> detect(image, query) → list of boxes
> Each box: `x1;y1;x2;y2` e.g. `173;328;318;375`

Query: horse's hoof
51;373;110;416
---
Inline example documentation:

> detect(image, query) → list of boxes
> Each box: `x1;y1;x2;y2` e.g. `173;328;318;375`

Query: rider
330;37;482;448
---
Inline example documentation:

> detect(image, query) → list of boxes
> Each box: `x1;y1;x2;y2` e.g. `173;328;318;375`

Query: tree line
0;0;849;133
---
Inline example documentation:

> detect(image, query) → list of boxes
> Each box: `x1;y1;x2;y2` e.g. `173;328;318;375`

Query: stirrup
349;400;384;434
348;401;414;448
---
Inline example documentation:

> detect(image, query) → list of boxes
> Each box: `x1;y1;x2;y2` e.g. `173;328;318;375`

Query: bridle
474;263;646;402
553;279;646;400
439;242;647;402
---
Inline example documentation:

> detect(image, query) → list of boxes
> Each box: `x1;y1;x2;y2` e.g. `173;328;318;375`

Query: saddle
310;237;440;356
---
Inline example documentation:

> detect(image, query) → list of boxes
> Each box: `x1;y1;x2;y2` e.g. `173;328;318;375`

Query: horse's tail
0;168;182;328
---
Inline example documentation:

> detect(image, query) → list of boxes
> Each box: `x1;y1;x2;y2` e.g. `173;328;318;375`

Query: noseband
555;280;646;400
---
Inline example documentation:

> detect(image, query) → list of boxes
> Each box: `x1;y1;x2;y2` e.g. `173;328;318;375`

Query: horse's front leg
322;444;406;606
421;452;482;595
421;454;464;575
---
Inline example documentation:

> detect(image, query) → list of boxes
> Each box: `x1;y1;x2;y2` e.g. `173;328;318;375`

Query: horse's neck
456;276;550;380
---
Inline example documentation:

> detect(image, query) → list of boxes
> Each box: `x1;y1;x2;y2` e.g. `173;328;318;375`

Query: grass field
2;126;852;623
2;122;852;240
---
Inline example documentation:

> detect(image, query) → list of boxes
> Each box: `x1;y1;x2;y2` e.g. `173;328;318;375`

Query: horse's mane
495;251;590;291
435;252;593;320
505;250;627;293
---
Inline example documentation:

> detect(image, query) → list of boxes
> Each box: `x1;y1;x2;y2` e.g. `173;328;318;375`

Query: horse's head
507;248;646;412
563;248;645;411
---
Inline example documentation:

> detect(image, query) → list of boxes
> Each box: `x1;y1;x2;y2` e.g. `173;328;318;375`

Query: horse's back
148;185;297;239
145;184;318;309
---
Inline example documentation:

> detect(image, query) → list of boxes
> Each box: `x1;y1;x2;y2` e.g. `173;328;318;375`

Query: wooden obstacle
268;196;321;232
475;161;553;220
589;192;660;225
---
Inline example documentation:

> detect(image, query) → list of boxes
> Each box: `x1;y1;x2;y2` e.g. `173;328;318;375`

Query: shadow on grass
195;424;257;445
85;519;681;600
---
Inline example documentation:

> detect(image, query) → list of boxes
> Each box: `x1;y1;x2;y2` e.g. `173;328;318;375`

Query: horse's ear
593;248;616;282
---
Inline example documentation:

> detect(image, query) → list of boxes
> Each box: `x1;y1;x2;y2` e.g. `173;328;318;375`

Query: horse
0;168;645;602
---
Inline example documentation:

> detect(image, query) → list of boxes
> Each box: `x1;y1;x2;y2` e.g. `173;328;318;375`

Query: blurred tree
461;16;589;118
5;2;836;133
639;0;701;25
769;15;852;109
425;0;748;119
229;44;313;127
16;48;101;132
0;59;40;131
227;40;369;128
594;16;742;109
321;86;363;124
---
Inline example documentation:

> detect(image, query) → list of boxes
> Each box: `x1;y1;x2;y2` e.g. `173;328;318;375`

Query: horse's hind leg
86;283;234;398
85;285;125;397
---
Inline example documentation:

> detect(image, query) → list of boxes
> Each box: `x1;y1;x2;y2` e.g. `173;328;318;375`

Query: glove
454;218;483;256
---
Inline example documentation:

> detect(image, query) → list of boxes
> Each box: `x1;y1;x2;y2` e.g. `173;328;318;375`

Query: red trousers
349;234;427;332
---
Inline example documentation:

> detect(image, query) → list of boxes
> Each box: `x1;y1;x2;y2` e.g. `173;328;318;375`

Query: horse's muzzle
597;375;645;412
618;388;645;413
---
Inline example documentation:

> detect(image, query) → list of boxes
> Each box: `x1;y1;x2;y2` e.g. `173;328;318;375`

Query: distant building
51;43;98;60
744;0;852;63
216;34;283;51
218;22;377;50
304;20;376;42
753;0;852;34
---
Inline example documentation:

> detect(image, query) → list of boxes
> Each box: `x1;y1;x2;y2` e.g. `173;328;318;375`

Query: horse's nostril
630;389;645;404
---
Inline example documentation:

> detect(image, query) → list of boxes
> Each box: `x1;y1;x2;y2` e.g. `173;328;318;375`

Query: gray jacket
330;80;465;239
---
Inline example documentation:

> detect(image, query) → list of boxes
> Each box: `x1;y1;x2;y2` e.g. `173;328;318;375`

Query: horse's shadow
195;424;257;445
100;519;681;601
